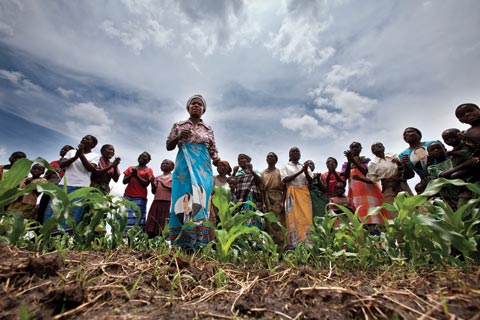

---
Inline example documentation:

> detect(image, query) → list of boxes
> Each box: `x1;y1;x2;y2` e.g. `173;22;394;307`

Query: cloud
324;61;372;85
65;102;114;137
0;69;42;92
280;114;333;139
282;60;378;136
56;87;76;98
0;22;14;37
265;0;335;69
100;0;259;56
101;19;173;55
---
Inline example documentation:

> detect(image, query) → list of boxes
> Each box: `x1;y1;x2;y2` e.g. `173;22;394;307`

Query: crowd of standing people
1;99;479;250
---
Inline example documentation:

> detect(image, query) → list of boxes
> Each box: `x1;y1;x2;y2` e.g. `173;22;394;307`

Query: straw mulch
1;244;479;319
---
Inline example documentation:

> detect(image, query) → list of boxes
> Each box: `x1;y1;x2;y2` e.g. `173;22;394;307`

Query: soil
1;244;480;319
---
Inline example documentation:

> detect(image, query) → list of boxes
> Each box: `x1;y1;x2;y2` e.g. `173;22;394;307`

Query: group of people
2;97;479;250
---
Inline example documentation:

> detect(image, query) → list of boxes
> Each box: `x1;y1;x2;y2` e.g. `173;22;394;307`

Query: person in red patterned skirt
144;159;174;238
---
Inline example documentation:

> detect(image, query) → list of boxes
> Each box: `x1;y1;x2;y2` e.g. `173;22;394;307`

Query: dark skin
232;155;263;187
400;128;423;179
95;145;121;183
427;142;447;162
25;164;45;184
265;152;278;172
214;161;230;185
282;148;312;185
3;152;26;170
44;145;74;180
440;128;476;179
60;135;97;172
456;104;480;147
324;157;343;187
352;142;400;184
308;160;327;193
150;160;174;195
343;142;368;179
442;129;461;149
123;152;151;188
166;97;220;166
262;152;280;210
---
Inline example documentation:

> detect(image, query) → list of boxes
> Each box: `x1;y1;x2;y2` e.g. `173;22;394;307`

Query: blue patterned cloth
169;143;213;248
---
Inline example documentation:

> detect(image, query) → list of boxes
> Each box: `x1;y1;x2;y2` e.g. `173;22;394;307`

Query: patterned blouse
167;119;218;160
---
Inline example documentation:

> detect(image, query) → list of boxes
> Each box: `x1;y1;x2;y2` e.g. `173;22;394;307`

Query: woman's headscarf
186;94;207;114
219;160;232;174
237;153;252;163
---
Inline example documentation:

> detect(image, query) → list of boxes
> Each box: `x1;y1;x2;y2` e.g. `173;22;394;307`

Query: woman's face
266;153;277;166
81;135;96;148
403;128;420;144
238;155;249;168
289;148;301;162
60;146;73;157
371;143;384;157
188;98;204;117
427;143;445;160
326;158;337;170
138;152;151;165
349;143;362;156
307;161;315;171
161;160;173;172
102;145;115;159
217;162;228;175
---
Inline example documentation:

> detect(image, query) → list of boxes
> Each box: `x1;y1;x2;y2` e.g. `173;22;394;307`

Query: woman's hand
344;150;353;162
179;129;191;140
113;157;121;167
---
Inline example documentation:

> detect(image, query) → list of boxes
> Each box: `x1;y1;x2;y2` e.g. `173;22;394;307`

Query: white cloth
366;153;398;183
280;161;312;187
61;149;100;187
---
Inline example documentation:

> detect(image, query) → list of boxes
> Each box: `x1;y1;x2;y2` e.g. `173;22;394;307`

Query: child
328;181;354;228
440;128;473;179
7;163;47;220
144;159;174;237
423;142;460;208
450;104;480;183
0;151;27;181
227;176;238;203
90;144;121;194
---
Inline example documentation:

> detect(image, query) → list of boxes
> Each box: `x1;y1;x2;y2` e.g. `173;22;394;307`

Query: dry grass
1;244;480;319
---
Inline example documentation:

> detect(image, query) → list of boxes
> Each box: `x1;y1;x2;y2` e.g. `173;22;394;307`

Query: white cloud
65;102;114;137
283;60;378;136
56;87;76;98
0;69;42;92
101;19;173;55
325;61;372;85
265;1;335;69
280;114;333;139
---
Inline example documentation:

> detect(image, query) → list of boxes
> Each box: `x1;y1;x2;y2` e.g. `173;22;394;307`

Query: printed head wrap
237;153;252;163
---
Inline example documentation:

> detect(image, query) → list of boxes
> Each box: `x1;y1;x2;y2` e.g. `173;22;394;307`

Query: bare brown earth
1;244;480;320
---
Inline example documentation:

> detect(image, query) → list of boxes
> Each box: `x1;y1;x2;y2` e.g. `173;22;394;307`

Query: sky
0;0;479;200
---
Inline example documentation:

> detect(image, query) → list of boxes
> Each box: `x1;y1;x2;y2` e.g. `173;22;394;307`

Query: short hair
456;103;479;112
142;151;152;161
349;141;362;149
100;144;113;153
237;153;251;163
326;157;338;166
267;152;278;161
404;127;422;139
9;151;26;160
